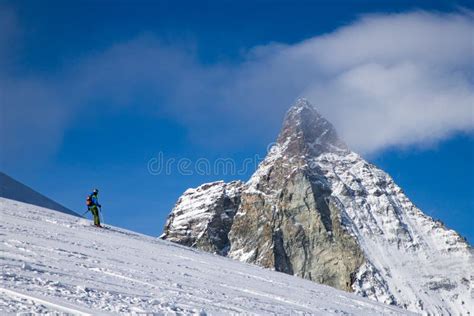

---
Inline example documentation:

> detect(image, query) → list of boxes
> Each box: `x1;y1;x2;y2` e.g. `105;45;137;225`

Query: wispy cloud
1;9;473;165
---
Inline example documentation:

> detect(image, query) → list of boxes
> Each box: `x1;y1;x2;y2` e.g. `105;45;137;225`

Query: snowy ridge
0;197;412;314
0;172;78;216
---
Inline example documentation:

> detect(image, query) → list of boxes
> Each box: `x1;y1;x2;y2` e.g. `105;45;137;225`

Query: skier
86;189;102;227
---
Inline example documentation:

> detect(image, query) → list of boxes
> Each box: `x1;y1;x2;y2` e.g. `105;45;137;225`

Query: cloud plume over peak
219;10;474;153
1;9;473;165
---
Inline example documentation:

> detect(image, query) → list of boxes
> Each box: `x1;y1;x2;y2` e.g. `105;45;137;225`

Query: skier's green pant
90;205;100;226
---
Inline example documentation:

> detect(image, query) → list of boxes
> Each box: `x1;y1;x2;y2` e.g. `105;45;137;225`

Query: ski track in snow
0;198;414;315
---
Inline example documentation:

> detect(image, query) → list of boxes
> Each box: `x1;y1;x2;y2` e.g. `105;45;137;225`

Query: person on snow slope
87;189;102;227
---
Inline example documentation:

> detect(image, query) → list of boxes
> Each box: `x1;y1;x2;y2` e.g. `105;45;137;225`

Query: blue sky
1;0;473;242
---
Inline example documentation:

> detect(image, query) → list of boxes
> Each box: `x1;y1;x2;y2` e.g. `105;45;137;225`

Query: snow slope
0;197;413;315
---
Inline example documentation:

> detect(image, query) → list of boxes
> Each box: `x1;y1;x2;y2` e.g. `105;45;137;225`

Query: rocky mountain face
161;99;472;315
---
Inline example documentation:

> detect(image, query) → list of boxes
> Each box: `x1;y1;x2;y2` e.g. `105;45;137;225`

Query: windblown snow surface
0;198;413;315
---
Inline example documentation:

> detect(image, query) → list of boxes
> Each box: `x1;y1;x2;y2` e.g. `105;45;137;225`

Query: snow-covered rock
161;99;473;315
0;197;412;315
312;150;472;313
162;180;245;255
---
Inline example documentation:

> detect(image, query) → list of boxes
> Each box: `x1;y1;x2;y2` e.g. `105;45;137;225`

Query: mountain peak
288;98;314;112
162;96;472;314
277;98;348;157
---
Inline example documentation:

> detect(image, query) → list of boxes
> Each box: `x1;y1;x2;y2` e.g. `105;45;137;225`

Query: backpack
86;195;93;207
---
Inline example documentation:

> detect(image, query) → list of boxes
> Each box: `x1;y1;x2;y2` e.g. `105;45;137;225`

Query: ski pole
81;209;89;217
100;207;105;225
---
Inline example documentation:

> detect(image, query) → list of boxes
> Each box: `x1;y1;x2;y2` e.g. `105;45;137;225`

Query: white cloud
305;62;474;152
1;9;473;165
215;10;474;153
284;11;474;153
